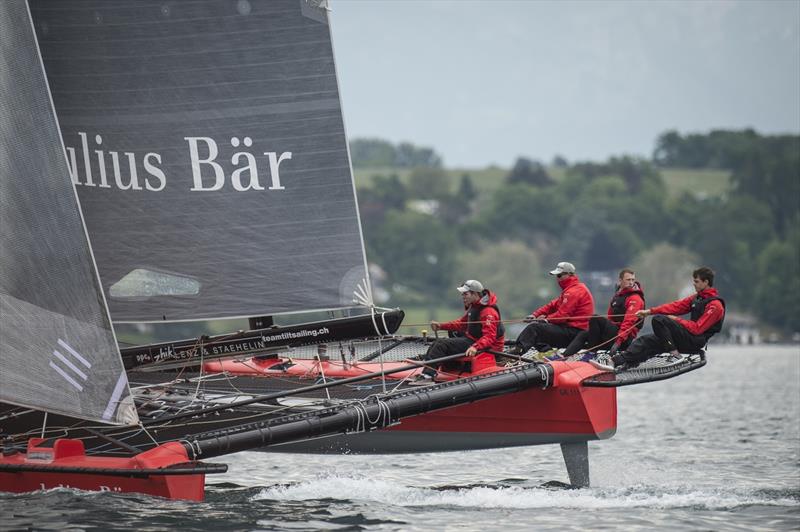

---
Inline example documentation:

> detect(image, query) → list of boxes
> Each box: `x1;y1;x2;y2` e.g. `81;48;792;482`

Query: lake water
2;345;798;531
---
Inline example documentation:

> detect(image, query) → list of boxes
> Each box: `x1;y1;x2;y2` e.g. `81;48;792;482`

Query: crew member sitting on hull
563;268;645;358
591;266;725;372
513;262;594;357
410;279;505;384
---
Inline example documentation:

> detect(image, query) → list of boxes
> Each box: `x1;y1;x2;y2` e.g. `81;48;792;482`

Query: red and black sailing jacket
650;287;725;341
440;290;505;353
607;282;645;346
533;275;595;330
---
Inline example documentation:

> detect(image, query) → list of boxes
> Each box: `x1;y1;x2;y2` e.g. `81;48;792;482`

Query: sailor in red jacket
411;279;504;384
564;268;645;357
514;262;594;355
592;266;725;371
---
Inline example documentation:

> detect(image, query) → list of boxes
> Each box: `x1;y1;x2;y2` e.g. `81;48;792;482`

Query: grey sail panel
30;0;369;322
0;0;137;425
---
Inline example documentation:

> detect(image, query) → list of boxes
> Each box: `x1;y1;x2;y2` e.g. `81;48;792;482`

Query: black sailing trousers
565;316;637;356
516;321;585;354
612;314;707;367
421;337;474;376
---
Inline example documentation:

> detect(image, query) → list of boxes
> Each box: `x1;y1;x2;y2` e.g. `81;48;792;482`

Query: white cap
549;261;576;275
456;279;484;293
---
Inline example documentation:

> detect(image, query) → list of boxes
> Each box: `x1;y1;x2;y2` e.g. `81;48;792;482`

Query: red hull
0;439;207;501
206;357;617;446
391;360;616;438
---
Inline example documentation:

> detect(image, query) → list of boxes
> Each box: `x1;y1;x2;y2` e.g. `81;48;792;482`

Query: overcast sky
329;0;800;168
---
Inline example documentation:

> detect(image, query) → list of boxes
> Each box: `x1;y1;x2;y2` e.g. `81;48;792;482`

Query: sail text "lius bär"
64;132;292;192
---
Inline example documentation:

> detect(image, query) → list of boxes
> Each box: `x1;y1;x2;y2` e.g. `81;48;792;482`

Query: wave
253;475;800;511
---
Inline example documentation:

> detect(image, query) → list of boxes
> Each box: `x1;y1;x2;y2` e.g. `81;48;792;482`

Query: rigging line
367;306;388;394
581;320;644;354
349;398;392;431
183;439;201;461
360;399;378;425
376;336;387;395
82;427;140;455
397;315;642;373
381;401;390;427
140;351;472;426
353;403;365;433
8;425;67;444
315;352;332;401
379;311;390;337
218;370;254;397
389;375;407;393
130;369;209;390
187;372;243;384
0;407;38;422
539;364;550;389
397;313;632;328
364;372;407;396
82;430;145;456
433;367;463;379
131;380;185;412
187;335;207;407
547;318;645;374
401;357;438;375
137;422;160;448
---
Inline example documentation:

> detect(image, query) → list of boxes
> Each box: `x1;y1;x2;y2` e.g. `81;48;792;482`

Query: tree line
352;130;800;334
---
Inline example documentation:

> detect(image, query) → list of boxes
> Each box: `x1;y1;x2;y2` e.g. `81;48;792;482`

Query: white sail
0;0;137;425
30;0;370;323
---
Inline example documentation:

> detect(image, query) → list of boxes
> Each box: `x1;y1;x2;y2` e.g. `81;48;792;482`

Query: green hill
354;165;730;199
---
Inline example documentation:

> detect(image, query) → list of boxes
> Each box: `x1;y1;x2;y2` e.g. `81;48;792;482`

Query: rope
350;398;393;433
364;398;391;426
137;422;160;448
379;311;390;336
580;319;644;353
189;335;207;406
183;438;202;460
366;306;388;395
314;352;332;401
353;403;365;433
538;364;550;389
398;313;631;328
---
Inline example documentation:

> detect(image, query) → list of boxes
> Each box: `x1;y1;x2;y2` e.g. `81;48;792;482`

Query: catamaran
0;0;707;501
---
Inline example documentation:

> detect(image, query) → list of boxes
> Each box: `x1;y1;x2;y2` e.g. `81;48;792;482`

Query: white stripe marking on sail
52;350;88;381
102;372;130;421
49;361;84;391
57;338;92;368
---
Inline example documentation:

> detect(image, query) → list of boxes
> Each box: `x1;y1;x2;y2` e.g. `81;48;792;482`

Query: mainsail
30;0;369;323
0;0;137;425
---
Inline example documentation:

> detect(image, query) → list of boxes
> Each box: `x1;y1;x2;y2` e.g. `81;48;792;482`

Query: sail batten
31;0;369;322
